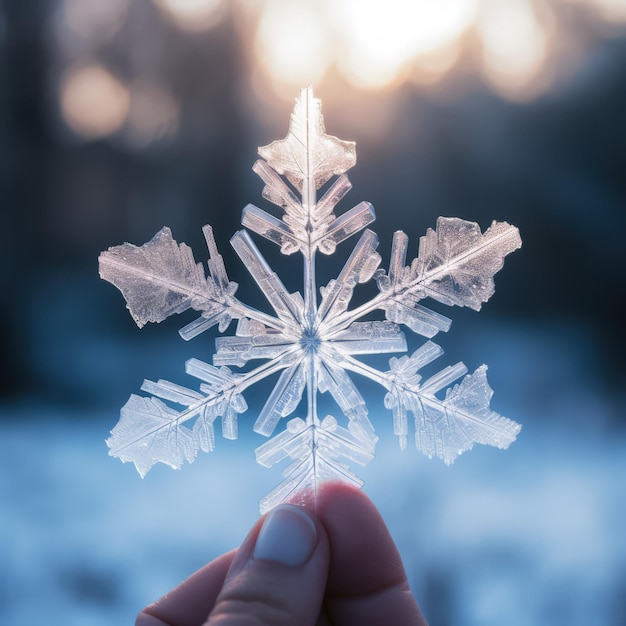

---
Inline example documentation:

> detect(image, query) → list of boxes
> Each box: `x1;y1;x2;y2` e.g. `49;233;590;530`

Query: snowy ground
2;309;624;625
1;394;624;626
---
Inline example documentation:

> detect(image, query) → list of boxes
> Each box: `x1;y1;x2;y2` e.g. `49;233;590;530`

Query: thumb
205;504;329;626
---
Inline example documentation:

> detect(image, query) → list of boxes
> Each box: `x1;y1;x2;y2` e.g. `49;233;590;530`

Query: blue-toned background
1;1;624;624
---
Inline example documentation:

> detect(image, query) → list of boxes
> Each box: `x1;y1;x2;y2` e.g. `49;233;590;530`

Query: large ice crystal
99;87;522;513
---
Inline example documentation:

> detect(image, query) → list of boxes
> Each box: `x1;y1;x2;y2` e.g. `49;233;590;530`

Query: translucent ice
100;87;522;513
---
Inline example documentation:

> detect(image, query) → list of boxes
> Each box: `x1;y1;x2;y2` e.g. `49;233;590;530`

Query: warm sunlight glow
477;0;549;99
153;0;226;32
243;0;626;99
253;0;476;91
411;42;461;86
61;65;130;139
334;0;476;88
255;1;332;88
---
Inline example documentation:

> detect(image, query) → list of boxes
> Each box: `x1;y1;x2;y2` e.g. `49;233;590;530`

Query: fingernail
253;504;317;567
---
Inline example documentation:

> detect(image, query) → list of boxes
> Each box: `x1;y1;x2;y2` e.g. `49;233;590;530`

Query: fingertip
208;504;330;625
316;481;404;594
316;481;382;525
253;504;318;566
315;482;427;625
135;614;169;626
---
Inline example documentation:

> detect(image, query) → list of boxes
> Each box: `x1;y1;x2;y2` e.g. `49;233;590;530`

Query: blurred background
1;0;625;624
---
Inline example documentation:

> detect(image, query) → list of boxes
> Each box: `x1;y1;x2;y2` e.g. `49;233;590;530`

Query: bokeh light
60;64;130;139
152;0;227;32
254;1;332;89
477;0;551;99
246;0;626;99
332;0;476;89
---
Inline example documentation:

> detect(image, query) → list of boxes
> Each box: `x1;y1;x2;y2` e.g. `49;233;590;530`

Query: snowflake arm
255;415;375;514
99;224;288;338
258;87;356;192
105;353;293;476
335;342;520;462
98;225;230;329
392;218;522;310
322;217;521;339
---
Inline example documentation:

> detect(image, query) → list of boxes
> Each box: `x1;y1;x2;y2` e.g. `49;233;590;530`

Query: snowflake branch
106;349;300;476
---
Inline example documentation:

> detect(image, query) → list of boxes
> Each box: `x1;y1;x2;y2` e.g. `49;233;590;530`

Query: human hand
136;482;427;626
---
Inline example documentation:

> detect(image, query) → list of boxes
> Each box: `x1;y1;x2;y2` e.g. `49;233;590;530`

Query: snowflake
99;87;522;513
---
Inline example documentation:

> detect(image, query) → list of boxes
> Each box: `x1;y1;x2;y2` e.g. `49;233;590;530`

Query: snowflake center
300;328;321;353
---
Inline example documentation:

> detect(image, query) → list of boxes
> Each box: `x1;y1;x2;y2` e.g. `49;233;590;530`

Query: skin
136;482;428;626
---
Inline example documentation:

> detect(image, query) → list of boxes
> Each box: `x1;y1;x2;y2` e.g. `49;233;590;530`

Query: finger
206;504;329;626
136;550;236;626
316;482;428;626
